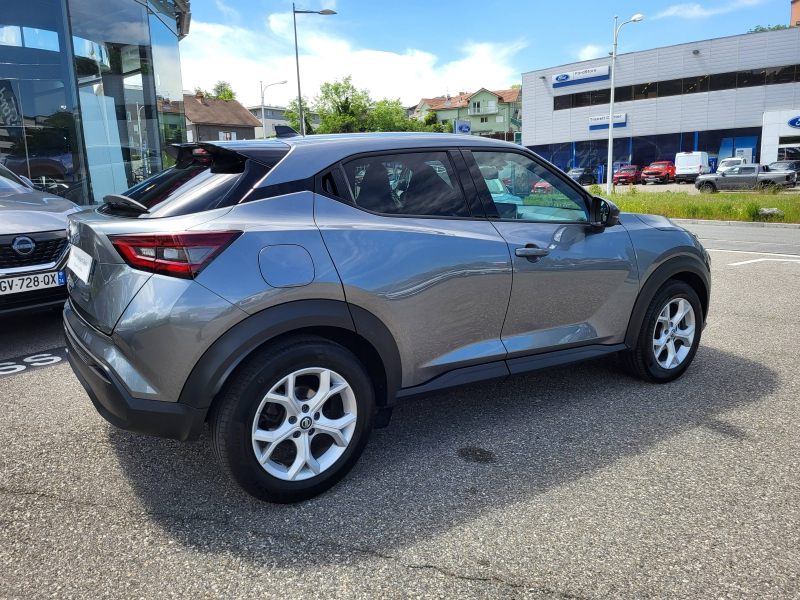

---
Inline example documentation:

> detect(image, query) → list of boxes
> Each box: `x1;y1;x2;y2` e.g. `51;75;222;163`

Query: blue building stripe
589;122;627;130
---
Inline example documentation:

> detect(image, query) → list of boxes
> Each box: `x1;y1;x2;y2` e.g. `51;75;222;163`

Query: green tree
748;24;788;33
193;86;212;97
367;98;415;132
313;75;372;133
510;83;521;89
423;110;438;127
284;96;315;134
212;80;237;100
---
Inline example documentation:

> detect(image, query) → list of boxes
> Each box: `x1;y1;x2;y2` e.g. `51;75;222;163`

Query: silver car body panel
491;220;639;357
194;192;346;314
314;194;512;387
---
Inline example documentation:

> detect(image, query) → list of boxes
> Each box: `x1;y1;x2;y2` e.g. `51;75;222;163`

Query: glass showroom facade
0;0;189;205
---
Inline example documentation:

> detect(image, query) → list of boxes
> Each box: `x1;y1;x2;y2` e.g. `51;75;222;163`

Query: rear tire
621;280;703;383
211;335;375;503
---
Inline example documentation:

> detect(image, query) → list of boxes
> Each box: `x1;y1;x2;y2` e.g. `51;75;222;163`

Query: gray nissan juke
63;132;711;503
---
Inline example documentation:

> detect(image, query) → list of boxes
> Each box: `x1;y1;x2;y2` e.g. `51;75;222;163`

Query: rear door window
342;151;470;217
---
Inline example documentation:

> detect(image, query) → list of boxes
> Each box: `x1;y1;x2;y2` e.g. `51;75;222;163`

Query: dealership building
521;26;800;176
1;0;190;205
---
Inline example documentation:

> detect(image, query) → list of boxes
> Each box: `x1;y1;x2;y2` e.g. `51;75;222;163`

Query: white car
717;157;748;173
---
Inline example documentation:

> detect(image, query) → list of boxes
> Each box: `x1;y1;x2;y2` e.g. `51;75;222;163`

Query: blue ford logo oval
12;236;35;256
555;74;570;82
788;116;800;128
458;124;471;133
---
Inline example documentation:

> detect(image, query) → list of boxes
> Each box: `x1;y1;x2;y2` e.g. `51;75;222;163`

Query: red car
641;161;676;184
532;179;554;194
613;165;643;185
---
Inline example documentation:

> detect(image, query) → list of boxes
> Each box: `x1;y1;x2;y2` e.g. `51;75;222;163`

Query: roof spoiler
275;125;300;138
103;194;150;214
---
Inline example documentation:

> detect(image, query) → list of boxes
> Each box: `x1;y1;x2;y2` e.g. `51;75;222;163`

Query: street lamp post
260;80;287;138
606;13;644;195
292;3;336;136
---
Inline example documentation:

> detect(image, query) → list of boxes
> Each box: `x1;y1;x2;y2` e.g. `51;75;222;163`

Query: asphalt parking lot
1;222;799;599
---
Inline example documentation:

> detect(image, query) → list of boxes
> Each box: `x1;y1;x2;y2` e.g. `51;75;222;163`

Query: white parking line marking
706;248;800;258
727;258;800;266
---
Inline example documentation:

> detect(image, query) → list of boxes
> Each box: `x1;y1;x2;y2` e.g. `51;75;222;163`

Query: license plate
0;271;65;296
67;245;94;284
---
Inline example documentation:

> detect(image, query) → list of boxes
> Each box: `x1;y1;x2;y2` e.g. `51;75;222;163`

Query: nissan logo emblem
12;236;35;256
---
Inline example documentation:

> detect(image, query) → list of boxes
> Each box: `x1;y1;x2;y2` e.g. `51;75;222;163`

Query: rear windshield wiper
103;194;150;214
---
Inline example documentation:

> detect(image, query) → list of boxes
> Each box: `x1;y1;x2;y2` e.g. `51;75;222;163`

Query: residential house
412;88;522;139
183;92;262;142
247;105;321;138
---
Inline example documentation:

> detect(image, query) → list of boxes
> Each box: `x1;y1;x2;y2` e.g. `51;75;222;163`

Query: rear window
98;144;286;217
120;165;242;217
676;155;700;166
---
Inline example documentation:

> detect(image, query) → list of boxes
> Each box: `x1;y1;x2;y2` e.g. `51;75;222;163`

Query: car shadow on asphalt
107;346;776;565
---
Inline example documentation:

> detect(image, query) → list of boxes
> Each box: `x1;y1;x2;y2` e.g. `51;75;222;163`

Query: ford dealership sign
454;119;471;135
788;116;800;128
552;65;610;88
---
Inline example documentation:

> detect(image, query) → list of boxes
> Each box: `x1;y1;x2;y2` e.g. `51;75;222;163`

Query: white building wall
521;27;800;148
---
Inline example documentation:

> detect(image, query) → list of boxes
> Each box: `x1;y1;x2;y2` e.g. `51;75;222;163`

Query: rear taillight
109;231;242;279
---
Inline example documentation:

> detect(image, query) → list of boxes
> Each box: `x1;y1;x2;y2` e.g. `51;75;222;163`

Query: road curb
671;218;800;229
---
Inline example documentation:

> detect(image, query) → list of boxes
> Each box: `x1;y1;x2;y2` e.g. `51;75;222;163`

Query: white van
675;152;711;183
717;156;748;173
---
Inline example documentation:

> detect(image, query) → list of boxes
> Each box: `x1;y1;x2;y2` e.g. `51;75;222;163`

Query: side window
740;167;756;174
471;151;589;222
728;167;740;175
342;152;470;217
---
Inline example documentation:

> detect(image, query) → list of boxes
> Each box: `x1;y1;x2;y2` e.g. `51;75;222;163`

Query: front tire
211;335;375;503
699;182;715;193
621;280;703;383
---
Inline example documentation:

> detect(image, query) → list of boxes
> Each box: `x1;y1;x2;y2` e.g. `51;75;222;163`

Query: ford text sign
788;116;800;128
552;65;610;88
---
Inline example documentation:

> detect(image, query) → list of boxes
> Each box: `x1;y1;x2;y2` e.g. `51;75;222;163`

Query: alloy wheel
652;298;696;370
251;367;357;481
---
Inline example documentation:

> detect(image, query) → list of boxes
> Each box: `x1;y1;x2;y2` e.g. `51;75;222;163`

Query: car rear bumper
674;175;698;181
64;315;207;441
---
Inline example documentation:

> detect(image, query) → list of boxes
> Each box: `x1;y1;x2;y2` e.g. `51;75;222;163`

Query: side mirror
590;196;620;228
720;171;726;176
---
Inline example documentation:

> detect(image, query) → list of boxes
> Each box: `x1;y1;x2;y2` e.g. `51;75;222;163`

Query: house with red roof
411;88;522;139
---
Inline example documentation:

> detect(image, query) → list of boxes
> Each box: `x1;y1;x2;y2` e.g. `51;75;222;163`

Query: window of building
778;136;800;145
267;110;273;116
220;131;234;140
343;152;470;218
634;82;657;100
480;117;488;123
682;75;709;94
472;151;588;222
658;78;682;97
766;65;795;85
573;91;591;108
554;95;572;110
590;88;610;106
737;69;766;88
709;71;737;91
614;85;633;102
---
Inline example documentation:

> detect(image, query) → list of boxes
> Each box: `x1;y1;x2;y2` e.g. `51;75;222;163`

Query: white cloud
577;44;605;61
215;0;240;21
179;17;527;109
653;0;765;19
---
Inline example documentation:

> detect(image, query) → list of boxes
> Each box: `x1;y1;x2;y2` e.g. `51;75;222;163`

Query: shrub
743;202;761;221
588;184;602;196
628;183;637;195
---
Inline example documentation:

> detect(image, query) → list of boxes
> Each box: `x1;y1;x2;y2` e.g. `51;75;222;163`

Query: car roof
203;133;526;187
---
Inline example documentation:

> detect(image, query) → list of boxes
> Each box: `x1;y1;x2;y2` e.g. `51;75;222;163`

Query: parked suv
566;167;596;185
64;134;711;503
641;161;675;184
0;163;80;315
612;165;642;185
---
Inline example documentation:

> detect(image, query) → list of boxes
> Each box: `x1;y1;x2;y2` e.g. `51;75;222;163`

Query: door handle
515;246;550;258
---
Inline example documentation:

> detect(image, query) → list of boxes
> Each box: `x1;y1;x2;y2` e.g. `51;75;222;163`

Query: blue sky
180;0;789;108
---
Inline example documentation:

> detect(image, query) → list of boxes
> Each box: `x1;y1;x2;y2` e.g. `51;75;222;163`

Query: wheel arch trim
176;299;402;416
624;253;710;348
